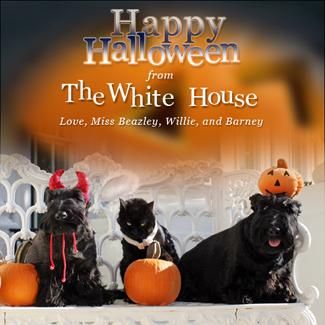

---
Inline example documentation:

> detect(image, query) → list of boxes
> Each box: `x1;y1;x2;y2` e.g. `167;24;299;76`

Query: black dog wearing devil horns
26;169;115;307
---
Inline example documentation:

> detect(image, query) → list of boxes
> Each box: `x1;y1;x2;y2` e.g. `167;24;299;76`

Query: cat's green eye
141;222;146;226
127;222;132;226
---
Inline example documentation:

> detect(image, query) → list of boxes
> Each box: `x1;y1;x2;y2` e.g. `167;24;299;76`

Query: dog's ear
38;215;47;231
45;188;56;204
85;198;91;213
249;193;264;212
283;197;302;217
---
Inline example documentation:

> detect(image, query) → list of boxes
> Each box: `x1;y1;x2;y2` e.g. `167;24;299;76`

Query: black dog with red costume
26;170;115;307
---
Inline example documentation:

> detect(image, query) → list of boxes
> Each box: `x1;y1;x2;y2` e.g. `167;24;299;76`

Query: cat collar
122;221;159;249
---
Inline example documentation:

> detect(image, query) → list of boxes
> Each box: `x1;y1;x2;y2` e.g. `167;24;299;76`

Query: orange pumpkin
0;263;39;306
124;242;181;306
258;159;304;197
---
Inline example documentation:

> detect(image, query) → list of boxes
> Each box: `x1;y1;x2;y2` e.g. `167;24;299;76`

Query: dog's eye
141;222;146;226
284;171;290;176
127;222;132;226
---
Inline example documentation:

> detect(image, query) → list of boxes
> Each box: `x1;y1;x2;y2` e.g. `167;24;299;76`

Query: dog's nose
268;227;280;236
55;211;68;220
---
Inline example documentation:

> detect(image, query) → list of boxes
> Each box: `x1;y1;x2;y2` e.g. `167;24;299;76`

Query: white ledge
0;301;317;325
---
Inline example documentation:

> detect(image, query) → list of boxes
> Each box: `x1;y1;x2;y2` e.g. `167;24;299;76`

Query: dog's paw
288;296;297;303
105;291;117;305
279;294;297;303
107;296;116;305
242;295;254;304
223;292;254;304
37;299;66;307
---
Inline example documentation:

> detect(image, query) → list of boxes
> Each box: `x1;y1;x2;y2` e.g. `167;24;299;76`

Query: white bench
0;153;319;324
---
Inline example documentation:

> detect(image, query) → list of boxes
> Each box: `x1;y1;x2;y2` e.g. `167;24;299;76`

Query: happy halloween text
83;9;239;66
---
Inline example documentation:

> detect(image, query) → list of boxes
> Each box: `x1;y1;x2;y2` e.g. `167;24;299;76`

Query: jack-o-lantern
258;159;304;197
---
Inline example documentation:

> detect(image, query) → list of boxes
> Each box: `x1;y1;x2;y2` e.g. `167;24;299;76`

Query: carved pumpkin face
258;159;304;197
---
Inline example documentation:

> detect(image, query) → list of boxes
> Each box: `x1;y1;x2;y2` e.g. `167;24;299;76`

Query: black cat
117;198;179;288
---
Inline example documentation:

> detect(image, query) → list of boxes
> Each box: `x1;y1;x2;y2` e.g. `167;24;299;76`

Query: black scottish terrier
26;170;115;307
177;193;300;304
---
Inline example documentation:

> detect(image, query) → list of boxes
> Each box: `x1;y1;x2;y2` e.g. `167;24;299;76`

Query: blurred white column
296;162;324;324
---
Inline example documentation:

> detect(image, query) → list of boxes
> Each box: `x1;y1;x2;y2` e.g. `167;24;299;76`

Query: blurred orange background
1;2;324;175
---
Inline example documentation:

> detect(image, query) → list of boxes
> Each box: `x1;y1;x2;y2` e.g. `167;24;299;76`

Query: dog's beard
40;209;88;283
40;198;89;235
40;209;89;235
249;214;297;256
255;228;296;256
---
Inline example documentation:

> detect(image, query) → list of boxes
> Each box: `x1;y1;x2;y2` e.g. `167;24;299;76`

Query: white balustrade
0;153;319;324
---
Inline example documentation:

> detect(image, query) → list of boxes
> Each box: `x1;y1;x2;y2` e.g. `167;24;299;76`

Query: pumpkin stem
15;241;33;263
277;159;288;169
146;240;161;259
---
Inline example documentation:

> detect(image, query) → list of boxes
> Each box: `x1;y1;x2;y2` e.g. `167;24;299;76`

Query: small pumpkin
258;159;304;197
124;241;181;306
0;262;39;306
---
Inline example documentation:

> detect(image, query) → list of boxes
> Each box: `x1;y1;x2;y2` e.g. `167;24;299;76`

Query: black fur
117;198;179;286
177;194;300;304
26;187;116;307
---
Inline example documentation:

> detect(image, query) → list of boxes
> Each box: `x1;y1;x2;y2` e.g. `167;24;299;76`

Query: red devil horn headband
49;169;65;190
49;169;89;203
75;171;90;202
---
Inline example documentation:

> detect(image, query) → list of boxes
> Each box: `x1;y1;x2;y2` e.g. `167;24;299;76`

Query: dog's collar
122;221;158;249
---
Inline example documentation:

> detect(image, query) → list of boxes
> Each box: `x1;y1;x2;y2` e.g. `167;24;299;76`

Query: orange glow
14;23;324;170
